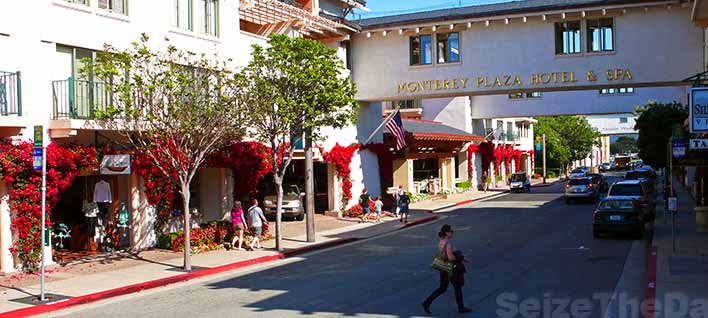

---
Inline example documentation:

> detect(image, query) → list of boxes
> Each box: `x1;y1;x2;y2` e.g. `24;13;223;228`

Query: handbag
431;253;454;275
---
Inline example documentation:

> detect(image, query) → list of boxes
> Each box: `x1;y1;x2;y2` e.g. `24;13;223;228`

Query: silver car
565;177;599;204
263;185;305;221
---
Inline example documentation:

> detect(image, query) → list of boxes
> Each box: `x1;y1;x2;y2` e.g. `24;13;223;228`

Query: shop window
413;158;439;181
555;21;581;55
436;32;460;64
587;18;613;52
454;156;460;179
98;0;128;15
410;35;432;65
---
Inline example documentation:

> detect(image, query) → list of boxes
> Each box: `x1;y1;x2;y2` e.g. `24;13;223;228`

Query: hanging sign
100;154;131;175
672;138;686;158
33;148;43;171
690;88;708;133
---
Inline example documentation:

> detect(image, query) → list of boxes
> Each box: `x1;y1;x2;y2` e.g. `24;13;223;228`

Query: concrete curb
0;238;357;318
423;191;510;213
531;179;562;188
644;222;657;318
402;215;439;228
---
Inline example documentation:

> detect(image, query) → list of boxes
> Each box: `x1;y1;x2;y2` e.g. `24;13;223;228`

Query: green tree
634;101;688;167
241;34;357;251
535;116;600;173
610;135;639;155
90;34;246;270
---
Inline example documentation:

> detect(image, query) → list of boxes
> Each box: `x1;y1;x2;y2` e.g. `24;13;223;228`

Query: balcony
52;78;112;120
0;71;22;116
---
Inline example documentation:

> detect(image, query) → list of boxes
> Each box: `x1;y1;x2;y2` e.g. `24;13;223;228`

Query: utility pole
542;133;547;184
305;131;315;243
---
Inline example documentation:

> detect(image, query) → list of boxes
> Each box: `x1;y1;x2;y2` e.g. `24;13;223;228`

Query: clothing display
82;200;99;237
93;180;112;203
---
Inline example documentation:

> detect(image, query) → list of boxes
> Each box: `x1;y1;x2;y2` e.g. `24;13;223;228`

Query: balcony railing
52;78;113;119
0;71;22;116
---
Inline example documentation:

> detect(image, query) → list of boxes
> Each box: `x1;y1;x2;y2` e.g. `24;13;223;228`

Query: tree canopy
610;135;639;155
535;116;600;169
634;101;688;167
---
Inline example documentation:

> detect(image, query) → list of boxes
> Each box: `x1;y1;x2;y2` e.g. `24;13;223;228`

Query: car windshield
571;169;584;173
511;174;526;182
599;200;635;210
287;185;299;196
625;171;649;180
568;179;591;185
609;185;643;196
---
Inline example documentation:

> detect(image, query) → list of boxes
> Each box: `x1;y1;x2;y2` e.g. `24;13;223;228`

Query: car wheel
296;213;304;221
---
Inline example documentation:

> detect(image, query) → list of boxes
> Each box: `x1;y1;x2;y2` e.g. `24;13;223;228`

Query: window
619;117;628;124
410;35;432;65
98;0;128;15
508;91;541;99
174;0;192;30
195;0;219;36
600;87;633;95
436;32;460;63
587;18;613;52
555;21;581;55
389;99;420;109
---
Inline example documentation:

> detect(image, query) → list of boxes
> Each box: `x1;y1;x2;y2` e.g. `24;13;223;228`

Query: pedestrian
359;188;371;222
422;224;471;315
481;171;488;193
399;192;410;223
374;196;384;223
230;201;248;251
395;185;406;217
247;198;268;250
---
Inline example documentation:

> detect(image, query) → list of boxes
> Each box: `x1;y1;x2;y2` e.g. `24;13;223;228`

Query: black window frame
436;32;460;64
587;18;614;53
409;34;432;66
555;21;582;55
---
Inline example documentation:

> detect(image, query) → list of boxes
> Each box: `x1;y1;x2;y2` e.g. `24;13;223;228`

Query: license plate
574;188;583;192
609;215;622;221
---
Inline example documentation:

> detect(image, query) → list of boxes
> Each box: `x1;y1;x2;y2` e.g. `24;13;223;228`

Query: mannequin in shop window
93;178;112;227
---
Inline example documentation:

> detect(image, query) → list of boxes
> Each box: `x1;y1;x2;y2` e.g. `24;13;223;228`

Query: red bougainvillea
0;140;98;272
323;143;360;210
131;150;179;233
512;149;523;171
207;141;273;201
467;144;479;180
478;142;494;173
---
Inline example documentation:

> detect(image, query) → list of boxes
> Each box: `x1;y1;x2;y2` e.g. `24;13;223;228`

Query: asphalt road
53;175;645;318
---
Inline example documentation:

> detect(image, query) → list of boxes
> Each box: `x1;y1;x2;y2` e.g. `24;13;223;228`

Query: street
50;175;649;318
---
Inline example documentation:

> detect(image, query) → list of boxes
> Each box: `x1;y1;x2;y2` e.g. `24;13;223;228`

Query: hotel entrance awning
385;119;485;159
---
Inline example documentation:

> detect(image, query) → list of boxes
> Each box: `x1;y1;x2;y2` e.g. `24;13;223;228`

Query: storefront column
439;157;454;191
129;174;155;251
0;182;14;274
393;159;414;193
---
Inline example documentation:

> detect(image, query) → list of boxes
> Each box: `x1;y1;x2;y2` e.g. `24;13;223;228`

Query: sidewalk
0;209;437;317
652;182;708;318
409;177;560;212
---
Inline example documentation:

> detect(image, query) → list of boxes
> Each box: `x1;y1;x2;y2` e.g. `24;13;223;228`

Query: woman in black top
422;224;471;314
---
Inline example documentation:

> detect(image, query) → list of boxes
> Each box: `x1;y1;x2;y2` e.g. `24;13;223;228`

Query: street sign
33;126;43;148
689;138;708;150
672;138;686;158
668;197;678;212
33;148;43;171
690;88;708;133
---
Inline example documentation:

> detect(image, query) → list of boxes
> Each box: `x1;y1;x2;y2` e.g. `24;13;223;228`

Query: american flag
386;110;406;150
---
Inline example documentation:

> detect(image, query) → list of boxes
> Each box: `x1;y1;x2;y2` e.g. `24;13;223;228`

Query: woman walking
230;201;248;251
422;224;471;315
247;199;268;250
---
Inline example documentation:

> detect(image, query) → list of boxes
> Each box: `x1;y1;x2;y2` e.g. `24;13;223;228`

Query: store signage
672;138;686;158
396;68;633;94
690;138;708;150
690;88;708;133
32;148;42;171
100;154;131;175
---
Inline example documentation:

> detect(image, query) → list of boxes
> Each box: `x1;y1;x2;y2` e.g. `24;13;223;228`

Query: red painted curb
455;199;475;206
0;238;357;318
403;215;439;228
643;221;657;318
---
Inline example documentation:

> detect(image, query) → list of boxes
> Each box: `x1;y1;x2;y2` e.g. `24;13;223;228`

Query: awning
239;0;347;39
384;119;485;159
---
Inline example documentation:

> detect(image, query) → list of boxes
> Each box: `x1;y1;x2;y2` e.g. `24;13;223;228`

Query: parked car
625;168;657;195
565;177;599;203
569;167;588;178
593;197;646;238
509;172;531;193
263;184;305;221
606;180;655;221
587;173;608;192
600;162;612;172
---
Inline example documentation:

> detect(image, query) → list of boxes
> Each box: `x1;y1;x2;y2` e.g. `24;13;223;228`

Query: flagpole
363;106;399;145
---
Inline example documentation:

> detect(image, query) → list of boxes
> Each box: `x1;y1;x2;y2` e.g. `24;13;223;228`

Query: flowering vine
322;143;359;210
467;144;479;180
207;141;273;200
0;140;98;272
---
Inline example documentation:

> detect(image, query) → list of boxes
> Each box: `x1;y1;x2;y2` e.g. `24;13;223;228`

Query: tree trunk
274;178;283;252
181;183;191;271
305;131;315;243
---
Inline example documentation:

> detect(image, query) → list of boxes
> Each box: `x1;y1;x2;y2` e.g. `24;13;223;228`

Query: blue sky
354;0;515;19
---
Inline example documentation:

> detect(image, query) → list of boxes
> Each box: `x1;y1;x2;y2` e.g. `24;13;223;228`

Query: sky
353;0;516;19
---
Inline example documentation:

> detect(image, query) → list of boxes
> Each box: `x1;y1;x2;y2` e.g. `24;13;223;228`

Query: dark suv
606;180;655;221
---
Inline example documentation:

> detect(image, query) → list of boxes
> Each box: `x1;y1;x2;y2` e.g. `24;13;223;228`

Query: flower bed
157;221;273;253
